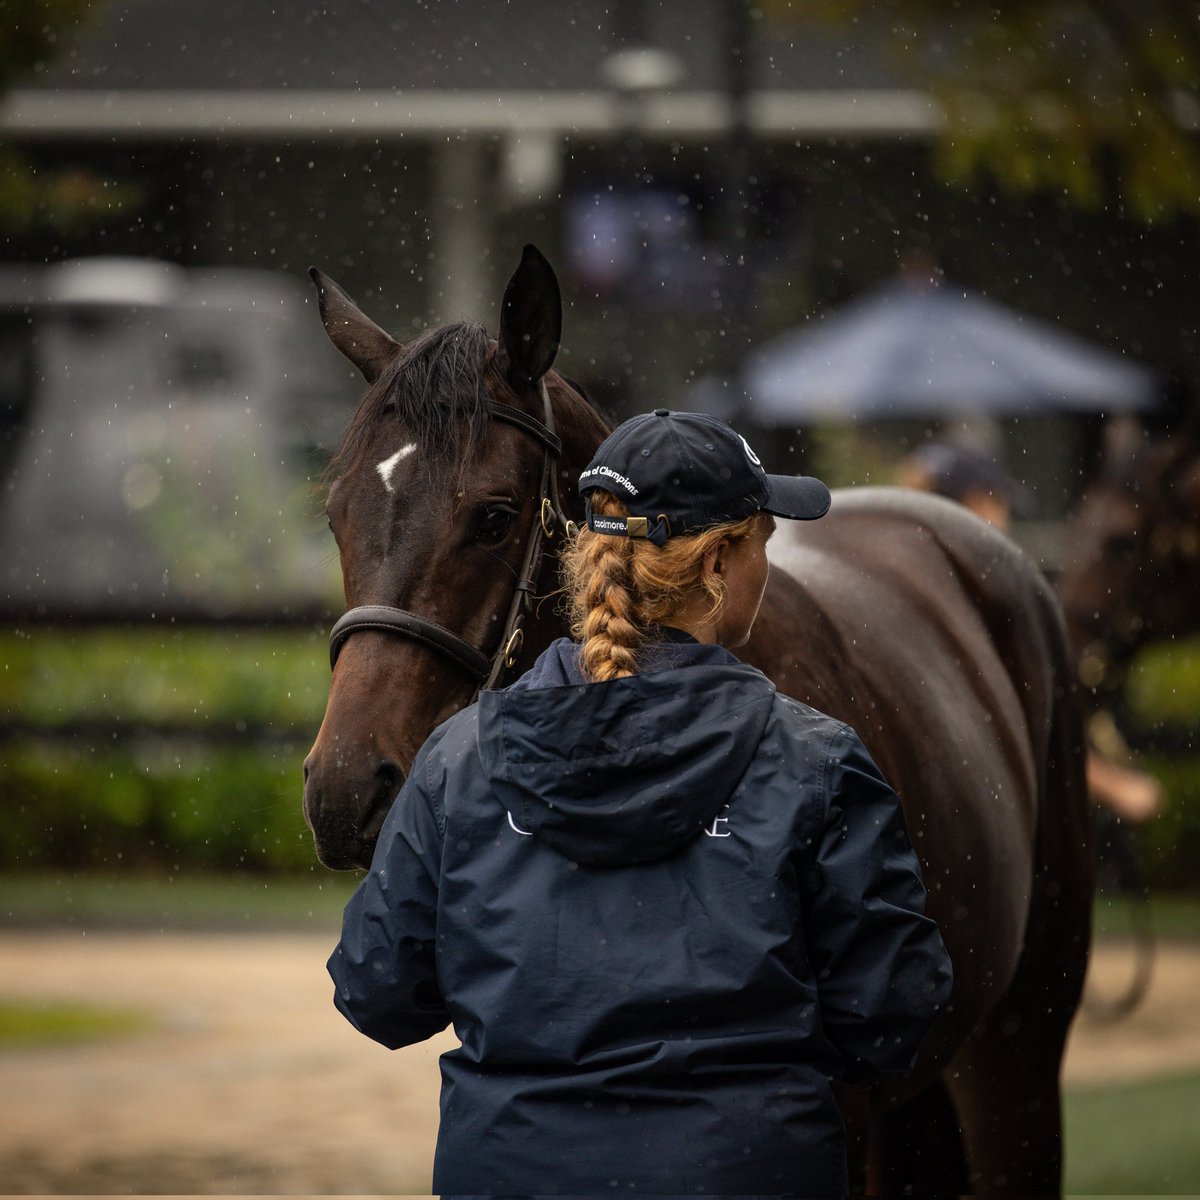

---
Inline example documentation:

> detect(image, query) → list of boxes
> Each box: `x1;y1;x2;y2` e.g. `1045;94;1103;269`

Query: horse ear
498;244;562;388
309;267;401;384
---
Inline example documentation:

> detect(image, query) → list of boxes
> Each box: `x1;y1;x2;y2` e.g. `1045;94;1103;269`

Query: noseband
327;381;575;697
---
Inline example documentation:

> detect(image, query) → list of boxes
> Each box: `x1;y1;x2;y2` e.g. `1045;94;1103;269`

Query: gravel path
0;931;1197;1194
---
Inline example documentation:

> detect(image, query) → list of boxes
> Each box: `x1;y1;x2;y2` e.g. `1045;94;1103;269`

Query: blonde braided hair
561;490;764;682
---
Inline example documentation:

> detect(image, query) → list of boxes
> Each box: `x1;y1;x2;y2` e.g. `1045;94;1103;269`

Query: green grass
1065;1069;1200;1194
0;870;359;931
0;999;150;1047
1091;892;1200;942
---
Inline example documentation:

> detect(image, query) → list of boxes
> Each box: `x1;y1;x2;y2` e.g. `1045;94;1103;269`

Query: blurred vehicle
0;258;357;620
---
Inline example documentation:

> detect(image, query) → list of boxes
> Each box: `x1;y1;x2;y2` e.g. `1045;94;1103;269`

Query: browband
488;401;561;455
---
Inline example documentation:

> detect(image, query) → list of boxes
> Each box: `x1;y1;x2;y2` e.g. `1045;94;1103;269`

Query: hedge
1;628;1196;880
3;737;315;871
1;627;324;871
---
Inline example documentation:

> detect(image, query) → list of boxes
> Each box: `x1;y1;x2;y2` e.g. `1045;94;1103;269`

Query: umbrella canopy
742;276;1159;421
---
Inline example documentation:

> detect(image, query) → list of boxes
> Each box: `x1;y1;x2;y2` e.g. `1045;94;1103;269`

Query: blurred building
1;0;1194;572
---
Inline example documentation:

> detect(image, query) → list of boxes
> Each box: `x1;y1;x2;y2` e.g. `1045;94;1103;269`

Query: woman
329;409;953;1197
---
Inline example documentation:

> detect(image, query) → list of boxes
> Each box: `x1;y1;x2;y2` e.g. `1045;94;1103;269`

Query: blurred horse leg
868;1080;969;1195
946;677;1092;1195
943;1010;1068;1193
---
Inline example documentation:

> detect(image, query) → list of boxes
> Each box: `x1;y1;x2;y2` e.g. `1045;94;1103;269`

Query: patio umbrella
742;276;1159;421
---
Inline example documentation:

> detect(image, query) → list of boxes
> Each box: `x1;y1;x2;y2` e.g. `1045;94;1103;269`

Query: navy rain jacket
330;633;952;1197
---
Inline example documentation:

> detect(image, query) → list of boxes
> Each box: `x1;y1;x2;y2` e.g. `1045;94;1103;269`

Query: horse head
1058;421;1200;695
303;246;607;869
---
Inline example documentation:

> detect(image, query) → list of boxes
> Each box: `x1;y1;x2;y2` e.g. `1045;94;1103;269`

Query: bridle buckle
503;627;525;669
540;496;557;538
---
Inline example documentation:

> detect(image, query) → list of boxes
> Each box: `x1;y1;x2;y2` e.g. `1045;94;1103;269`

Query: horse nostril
376;759;402;803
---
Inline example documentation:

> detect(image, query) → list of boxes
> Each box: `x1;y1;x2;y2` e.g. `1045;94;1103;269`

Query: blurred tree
0;0;138;232
766;0;1200;222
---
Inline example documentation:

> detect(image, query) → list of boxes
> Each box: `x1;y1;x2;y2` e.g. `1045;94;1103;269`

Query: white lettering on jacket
506;809;731;841
704;806;732;837
507;812;533;836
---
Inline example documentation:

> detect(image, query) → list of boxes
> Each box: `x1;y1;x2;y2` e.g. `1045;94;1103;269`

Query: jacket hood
477;635;776;866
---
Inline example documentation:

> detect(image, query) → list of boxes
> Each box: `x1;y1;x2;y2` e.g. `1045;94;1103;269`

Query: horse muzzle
302;748;400;870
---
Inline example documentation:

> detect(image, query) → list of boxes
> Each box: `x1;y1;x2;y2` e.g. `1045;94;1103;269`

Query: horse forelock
325;321;495;485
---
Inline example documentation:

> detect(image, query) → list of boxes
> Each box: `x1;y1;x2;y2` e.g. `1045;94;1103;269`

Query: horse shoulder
775;487;1065;679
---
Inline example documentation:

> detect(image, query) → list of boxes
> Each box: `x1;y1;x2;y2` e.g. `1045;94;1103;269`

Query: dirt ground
0;932;1198;1195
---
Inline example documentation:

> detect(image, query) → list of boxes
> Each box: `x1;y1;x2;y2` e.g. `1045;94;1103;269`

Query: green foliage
1114;639;1200;890
1;737;317;871
0;627;329;731
1126;637;1200;726
0;147;141;233
2;625;1197;882
767;0;1200;222
0;627;330;872
0;0;94;88
1065;1070;1200;1193
0;0;142;231
1130;754;1200;891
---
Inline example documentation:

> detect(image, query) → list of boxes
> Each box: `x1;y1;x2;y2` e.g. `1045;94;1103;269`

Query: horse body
750;488;1093;1189
760;492;1042;1017
302;247;1092;1194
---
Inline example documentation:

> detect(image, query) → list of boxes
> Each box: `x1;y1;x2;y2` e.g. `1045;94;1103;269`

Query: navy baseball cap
579;409;830;546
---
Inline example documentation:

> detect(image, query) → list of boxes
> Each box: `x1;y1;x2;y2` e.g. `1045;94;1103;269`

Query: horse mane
325;321;495;481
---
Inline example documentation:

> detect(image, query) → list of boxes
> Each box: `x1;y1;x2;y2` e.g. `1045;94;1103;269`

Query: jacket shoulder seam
818;721;854;830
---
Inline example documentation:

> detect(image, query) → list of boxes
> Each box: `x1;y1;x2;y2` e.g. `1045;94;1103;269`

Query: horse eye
475;504;517;544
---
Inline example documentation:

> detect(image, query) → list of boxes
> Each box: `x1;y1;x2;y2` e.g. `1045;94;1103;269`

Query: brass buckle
627;516;649;538
540;497;557;538
503;627;525;668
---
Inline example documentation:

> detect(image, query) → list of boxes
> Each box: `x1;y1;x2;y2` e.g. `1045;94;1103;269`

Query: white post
429;135;491;324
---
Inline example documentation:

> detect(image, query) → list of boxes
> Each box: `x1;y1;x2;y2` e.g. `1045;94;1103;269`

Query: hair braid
575;523;643;682
562;490;764;682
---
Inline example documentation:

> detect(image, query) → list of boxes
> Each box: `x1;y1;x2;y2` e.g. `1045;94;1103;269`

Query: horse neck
529;381;610;649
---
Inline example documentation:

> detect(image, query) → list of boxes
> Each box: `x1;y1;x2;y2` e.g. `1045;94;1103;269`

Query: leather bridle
327;380;576;698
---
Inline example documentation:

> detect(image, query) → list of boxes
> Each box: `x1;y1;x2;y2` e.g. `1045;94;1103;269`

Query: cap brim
762;473;831;521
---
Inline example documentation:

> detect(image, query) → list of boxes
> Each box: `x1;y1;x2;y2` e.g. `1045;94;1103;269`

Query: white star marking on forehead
376;443;417;493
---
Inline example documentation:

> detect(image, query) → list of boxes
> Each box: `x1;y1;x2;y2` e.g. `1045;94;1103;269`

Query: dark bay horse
1058;416;1200;700
302;245;1092;1195
1055;417;1198;1014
